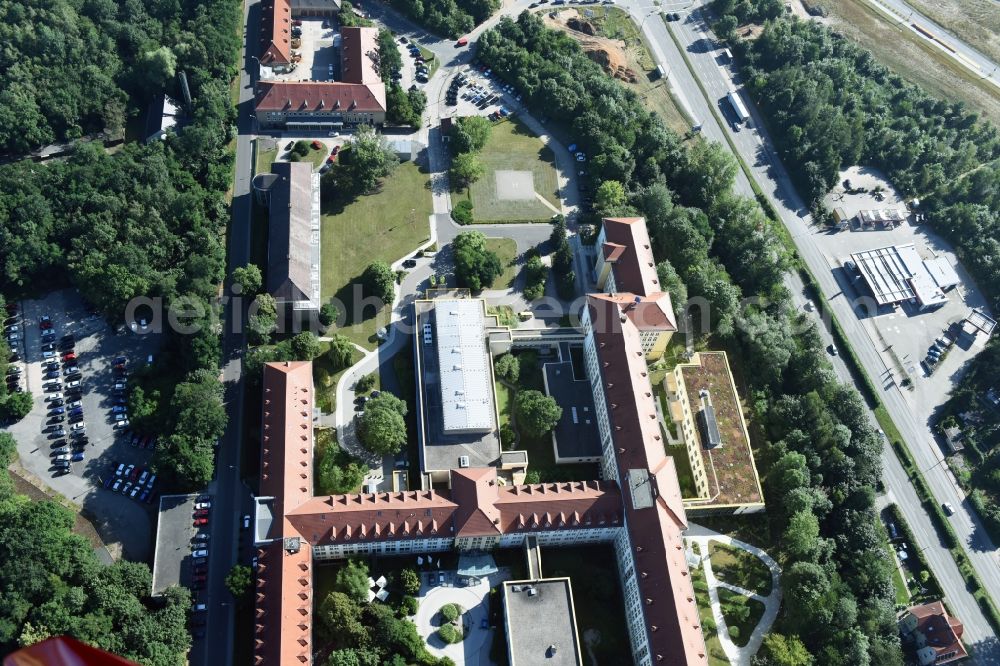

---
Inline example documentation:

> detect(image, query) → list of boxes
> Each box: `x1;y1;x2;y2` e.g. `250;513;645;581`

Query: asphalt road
654;0;1000;656
192;0;258;663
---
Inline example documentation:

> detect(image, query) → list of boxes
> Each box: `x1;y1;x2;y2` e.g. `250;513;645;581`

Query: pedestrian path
685;523;782;666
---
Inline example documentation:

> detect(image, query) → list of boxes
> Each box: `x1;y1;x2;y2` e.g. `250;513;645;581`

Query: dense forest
0;0;240;155
389;0;499;38
0;433;192;662
715;0;1000;565
0;0;241;490
479;12;901;664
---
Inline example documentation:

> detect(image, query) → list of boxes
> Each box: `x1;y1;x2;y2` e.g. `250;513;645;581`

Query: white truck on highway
726;90;750;127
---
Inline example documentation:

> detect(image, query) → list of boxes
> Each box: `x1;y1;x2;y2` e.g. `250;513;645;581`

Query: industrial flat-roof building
252;161;321;312
503;579;583;666
849;243;959;309
413;297;521;484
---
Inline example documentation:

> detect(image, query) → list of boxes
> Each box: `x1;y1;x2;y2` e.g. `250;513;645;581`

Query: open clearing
811;0;1000;126
457;119;560;224
320;161;433;348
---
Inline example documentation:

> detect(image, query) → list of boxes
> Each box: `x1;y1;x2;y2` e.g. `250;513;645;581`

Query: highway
859;0;1000;91
639;0;1000;656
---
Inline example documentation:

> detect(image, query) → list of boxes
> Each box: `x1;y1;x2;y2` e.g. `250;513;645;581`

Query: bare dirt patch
543;11;636;81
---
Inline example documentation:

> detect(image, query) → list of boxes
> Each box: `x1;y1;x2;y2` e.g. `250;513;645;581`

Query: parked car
129;485;141;499
111;479;123;492
71;451;85;462
195;501;212;510
194;508;210;517
193;517;209;526
243;514;251;529
70;422;85;432
50;407;65;415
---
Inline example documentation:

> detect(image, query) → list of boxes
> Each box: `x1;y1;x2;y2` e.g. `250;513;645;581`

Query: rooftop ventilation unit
459;455;470;468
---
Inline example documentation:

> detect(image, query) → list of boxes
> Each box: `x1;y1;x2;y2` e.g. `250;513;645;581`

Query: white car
45;393;63;402
194;501;212;510
243;514;251;529
53;453;71;462
192;549;208;558
68;400;81;408
71;422;86;431
66;379;81;389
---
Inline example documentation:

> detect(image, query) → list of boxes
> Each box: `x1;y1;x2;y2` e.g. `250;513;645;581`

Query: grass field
456;119;561;224
320;161;433;348
484;237;519;290
813;0;1000;126
708;542;772;596
255;141;278;174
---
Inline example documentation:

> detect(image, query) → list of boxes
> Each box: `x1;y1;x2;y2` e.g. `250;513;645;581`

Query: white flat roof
850;243;950;307
924;256;961;290
434;299;494;432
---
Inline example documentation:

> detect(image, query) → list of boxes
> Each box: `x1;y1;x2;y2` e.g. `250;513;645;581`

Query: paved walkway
413;568;511;666
685;523;782;666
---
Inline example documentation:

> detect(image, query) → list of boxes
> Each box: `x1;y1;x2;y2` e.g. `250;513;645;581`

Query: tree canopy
514;389;562;438
358;394;408;455
452;231;502;291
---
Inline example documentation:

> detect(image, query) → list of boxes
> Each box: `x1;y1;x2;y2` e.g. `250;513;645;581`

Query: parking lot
442;66;522;123
3;289;161;560
817;170;992;419
152;494;213;597
264;17;339;82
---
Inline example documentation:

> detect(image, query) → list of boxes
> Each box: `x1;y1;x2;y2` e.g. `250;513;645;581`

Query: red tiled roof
282;469;624;544
496;479;622;532
340;26;381;85
601;217;661;296
255;362;315;666
589;291;677;332
260;362;314;511
260;0;292;65
603;242;626;262
906;601;968;661
255;80;387;114
287;490;459;543
587;294;708;666
451;467;503;537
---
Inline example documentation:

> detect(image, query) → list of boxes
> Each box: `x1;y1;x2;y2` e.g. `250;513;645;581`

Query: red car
193;518;208;526
40;320;53;330
310;140;322;150
331;145;340;156
327;154;337;163
193;574;207;583
130;467;142;482
194;508;210;517
62;352;76;361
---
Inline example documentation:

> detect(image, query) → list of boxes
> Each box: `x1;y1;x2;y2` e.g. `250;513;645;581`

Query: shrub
440;603;461;623
400;595;419;616
452;199;474;225
438;623;463;644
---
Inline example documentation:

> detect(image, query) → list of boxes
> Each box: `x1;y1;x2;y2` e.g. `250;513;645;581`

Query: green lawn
456;119;560;223
313;340;363;413
321;161;433;349
484;237;519;290
717;588;765;649
708;542;772;596
255;141;278;174
690;544;731;665
417;44;440;79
